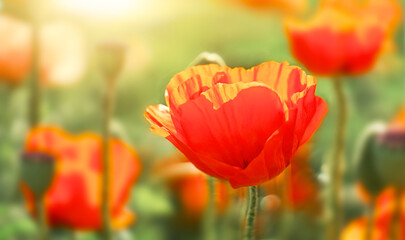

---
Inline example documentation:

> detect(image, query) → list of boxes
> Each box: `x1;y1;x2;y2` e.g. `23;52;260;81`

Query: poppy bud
20;152;55;197
373;128;405;189
187;52;226;67
98;41;127;81
355;122;386;198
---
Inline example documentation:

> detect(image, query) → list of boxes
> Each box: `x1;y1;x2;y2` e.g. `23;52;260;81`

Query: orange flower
340;188;405;240
145;61;327;188
262;143;320;213
285;0;401;76
0;14;86;85
154;154;230;219
20;126;141;230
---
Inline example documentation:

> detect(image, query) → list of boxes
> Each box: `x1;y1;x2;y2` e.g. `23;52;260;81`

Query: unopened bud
188;52;226;67
373;128;405;189
98;41;127;80
20;152;55;197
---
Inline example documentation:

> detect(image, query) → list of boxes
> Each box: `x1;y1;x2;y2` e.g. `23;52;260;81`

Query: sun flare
55;0;138;19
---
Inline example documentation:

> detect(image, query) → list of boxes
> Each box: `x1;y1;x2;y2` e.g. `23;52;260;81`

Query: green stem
244;186;259;240
28;3;41;127
365;198;375;240
101;77;116;240
327;78;347;240
203;176;216;240
36;197;49;240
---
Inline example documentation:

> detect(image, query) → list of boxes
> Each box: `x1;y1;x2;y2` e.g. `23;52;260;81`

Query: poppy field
0;0;404;240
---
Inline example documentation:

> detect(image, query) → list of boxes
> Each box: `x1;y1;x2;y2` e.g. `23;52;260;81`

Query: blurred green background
0;0;404;239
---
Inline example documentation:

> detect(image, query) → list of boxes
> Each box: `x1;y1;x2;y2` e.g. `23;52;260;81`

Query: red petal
178;82;285;170
145;105;238;179
229;118;298;188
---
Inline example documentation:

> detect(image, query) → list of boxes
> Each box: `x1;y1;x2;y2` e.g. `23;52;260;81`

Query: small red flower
145;61;327;188
285;0;401;76
20;126;141;230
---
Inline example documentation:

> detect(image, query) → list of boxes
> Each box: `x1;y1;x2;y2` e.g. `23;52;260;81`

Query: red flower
145;61;327;188
285;0;401;76
20;127;141;230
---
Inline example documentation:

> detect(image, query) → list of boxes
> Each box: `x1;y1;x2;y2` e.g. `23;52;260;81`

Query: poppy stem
327;77;347;240
101;76;116;240
36;197;49;240
203;176;216;240
364;197;375;240
244;185;258;240
28;2;41;128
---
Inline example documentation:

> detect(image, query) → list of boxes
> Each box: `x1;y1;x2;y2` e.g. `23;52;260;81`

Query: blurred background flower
20;126;141;230
0;14;87;86
285;0;402;75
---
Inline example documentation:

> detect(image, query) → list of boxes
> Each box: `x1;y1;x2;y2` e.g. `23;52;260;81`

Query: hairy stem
244;186;259;240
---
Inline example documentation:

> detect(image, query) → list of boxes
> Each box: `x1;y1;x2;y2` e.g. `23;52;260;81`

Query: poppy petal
178;82;285;170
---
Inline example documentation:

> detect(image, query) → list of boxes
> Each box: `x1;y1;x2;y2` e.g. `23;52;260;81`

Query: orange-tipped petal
146;61;326;188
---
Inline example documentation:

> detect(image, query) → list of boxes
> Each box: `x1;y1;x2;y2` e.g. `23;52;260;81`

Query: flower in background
154;153;230;220
261;143;320;214
285;0;402;76
0;15;87;86
340;188;405;240
20;126;141;230
145;61;327;188
224;0;308;14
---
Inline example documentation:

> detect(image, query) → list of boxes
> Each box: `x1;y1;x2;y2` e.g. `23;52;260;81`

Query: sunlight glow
55;0;138;19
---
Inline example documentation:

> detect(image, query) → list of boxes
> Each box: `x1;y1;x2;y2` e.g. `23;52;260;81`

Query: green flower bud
373;129;405;189
188;52;226;67
355;122;386;198
98;41;127;81
20;152;55;198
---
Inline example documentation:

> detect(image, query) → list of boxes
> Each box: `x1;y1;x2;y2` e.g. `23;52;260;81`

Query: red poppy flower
340;188;405;240
285;0;401;76
154;154;230;219
0;14;86;85
20;126;141;230
145;61;327;188
262;143;320;213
